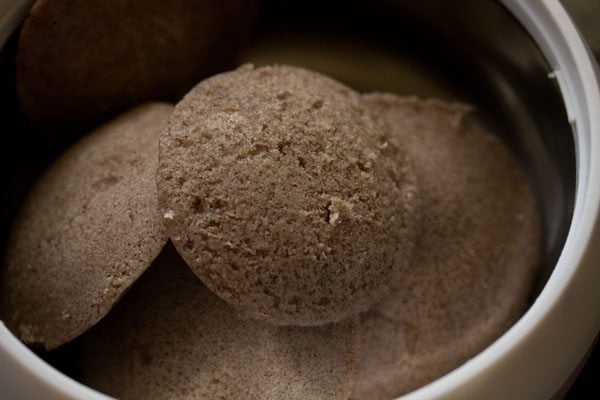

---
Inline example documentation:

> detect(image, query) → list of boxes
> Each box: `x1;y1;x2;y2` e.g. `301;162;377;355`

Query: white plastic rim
0;1;116;398
0;1;599;399
402;0;600;399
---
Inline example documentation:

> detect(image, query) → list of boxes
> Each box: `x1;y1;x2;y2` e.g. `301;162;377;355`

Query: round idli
16;0;259;134
351;95;541;399
157;64;419;326
0;103;172;350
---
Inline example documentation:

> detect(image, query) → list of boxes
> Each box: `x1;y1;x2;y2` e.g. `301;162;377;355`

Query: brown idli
157;64;419;326
81;243;359;400
0;103;172;350
351;95;541;399
17;0;259;134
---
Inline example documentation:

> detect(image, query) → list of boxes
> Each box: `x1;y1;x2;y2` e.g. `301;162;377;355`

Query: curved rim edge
0;0;118;398
0;323;112;400
0;0;599;399
402;0;600;399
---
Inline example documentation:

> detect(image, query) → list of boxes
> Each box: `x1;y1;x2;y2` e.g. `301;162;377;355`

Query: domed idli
157;64;419;326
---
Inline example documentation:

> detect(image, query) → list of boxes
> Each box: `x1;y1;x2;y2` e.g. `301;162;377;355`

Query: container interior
0;0;576;392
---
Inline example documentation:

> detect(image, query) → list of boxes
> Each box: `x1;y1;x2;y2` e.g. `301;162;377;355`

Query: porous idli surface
0;103;172;350
81;244;360;400
351;95;541;399
157;64;420;326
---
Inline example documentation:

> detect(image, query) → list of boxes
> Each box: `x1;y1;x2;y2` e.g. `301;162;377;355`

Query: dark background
561;1;600;398
566;339;600;399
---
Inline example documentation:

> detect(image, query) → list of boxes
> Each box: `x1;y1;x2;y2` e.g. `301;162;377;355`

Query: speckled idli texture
0;103;172;350
82;244;359;400
350;94;541;399
157;65;420;326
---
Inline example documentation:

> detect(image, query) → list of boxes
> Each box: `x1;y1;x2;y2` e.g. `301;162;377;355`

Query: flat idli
81;243;359;400
17;0;259;134
350;95;541;399
157;64;419;326
0;103;172;350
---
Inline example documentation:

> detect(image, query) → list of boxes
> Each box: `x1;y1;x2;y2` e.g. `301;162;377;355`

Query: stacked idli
1;61;540;400
1;103;171;350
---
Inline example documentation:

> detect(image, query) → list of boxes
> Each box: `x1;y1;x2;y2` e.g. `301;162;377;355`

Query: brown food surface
81;243;359;400
157;64;420;326
0;103;171;350
16;0;259;135
351;95;541;399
